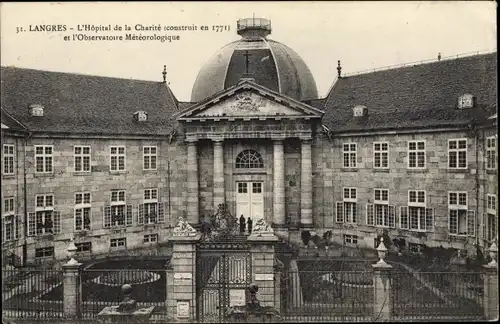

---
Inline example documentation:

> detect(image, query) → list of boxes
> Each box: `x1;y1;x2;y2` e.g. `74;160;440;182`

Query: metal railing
391;270;484;320
2;269;64;319
342;49;496;78
279;270;373;322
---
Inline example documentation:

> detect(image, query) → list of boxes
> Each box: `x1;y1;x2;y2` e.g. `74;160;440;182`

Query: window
367;189;395;227
373;142;389;169
143;146;157;170
3;144;15;175
487;194;497;242
400;190;433;231
138;188;165;225
134;111;148;122
110;146;126;171
3;197;19;242
238;182;248;193
235;150;264;168
104;190;132;228
74;146;91;172
344;234;358;245
486;137;497;170
110;238;126;248
143;234;158;243
343;143;357;168
458;94;474;109
28;194;61;236
3;197;15;215
75;192;91;231
448;192;474;236
408;141;426;169
448;139;467;169
252;182;262;194
75;242;92;253
30;104;44;117
336;188;357;224
35;247;54;259
35;146;53;173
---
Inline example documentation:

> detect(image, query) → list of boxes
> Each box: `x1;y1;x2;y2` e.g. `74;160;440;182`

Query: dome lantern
237;17;272;39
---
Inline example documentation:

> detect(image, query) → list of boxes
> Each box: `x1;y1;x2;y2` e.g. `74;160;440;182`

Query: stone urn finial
66;236;79;265
376;237;388;265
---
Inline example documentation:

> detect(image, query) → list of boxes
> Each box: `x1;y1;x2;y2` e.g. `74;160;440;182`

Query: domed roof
191;18;318;102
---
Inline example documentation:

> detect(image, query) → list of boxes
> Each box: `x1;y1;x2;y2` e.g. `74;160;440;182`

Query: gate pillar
167;218;201;322
247;219;279;308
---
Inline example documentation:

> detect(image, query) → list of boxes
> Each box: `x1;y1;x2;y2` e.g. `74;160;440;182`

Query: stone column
247;233;279;308
62;262;82;319
186;140;199;225
273;140;286;228
372;262;392;321
213;140;225;207
483;264;498;321
167;232;201;322
300;139;313;228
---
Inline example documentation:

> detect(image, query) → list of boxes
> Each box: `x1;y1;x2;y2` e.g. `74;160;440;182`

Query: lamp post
376;237;388;266
67;236;78;265
488;242;498;267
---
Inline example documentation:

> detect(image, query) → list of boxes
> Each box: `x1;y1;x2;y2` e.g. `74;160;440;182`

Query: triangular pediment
176;81;324;121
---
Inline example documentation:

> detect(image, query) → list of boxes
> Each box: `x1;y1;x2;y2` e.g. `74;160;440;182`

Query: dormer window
30;104;44;117
134;111;148;122
353;105;367;117
458;94;475;109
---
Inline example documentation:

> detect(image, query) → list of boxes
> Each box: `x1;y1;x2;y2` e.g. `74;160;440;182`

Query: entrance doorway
236;181;264;227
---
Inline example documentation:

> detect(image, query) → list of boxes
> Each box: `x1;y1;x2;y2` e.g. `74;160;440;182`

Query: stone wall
1;134;26;265
2;125;496;265
2;135;189;264
314;130;485;251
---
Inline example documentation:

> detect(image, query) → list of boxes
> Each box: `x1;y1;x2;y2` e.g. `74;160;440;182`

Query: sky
1;1;497;101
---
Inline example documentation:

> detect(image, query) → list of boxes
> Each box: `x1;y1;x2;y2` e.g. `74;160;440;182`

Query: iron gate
196;241;252;323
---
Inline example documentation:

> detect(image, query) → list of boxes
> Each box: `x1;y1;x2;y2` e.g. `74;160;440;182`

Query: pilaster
62;262;82;319
273;140;286;227
372;262;392;321
483;264;499;321
186;140;199;225
300;139;313;228
167;223;201;323
247;233;279;308
213;140;225;207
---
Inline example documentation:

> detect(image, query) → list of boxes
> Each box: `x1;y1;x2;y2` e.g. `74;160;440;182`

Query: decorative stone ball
121;284;133;295
248;283;259;294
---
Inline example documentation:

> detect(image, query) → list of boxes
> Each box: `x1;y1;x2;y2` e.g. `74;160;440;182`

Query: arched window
235;150;264;169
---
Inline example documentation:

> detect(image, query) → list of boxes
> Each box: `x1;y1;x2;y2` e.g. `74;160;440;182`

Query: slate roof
322;53;497;133
1;67;179;135
0;108;28;132
190;38;318;102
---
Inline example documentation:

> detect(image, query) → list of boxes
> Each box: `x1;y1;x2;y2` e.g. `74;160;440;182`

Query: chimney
337;60;342;78
438;53;441;61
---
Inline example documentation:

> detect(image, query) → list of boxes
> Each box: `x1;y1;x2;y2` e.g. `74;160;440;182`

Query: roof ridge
342;50;497;78
0;65;165;84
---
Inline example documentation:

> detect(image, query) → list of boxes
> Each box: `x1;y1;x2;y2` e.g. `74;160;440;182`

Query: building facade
1;18;497;266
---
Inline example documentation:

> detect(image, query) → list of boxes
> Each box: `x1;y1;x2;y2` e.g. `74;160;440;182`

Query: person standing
239;214;246;234
247;217;253;234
